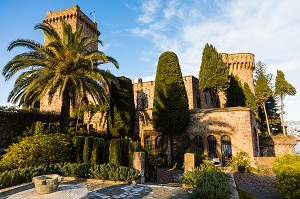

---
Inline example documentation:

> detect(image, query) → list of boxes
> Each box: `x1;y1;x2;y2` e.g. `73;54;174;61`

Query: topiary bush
91;137;105;164
0;134;72;170
272;154;300;199
73;136;85;163
181;162;231;199
228;151;252;172
109;138;122;166
83;136;94;164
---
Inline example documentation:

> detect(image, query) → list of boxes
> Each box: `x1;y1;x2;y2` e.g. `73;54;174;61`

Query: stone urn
32;174;63;194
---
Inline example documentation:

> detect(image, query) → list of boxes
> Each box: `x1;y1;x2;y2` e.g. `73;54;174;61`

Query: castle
39;5;296;166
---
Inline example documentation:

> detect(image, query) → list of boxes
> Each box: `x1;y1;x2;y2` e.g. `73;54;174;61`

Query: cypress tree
108;76;135;137
152;51;190;165
199;43;229;107
109;138;121;165
255;73;273;136
225;75;245;107
275;70;296;135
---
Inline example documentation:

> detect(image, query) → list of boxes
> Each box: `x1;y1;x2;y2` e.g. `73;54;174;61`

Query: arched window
221;135;232;163
194;135;204;153
144;136;152;151
207;135;218;159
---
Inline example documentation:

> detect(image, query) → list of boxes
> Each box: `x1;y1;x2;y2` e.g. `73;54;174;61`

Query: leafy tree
152;51;190;165
255;73;272;136
2;20;119;133
199;43;229;107
108;76;135;137
275;70;296;135
243;83;259;120
225;75;245;107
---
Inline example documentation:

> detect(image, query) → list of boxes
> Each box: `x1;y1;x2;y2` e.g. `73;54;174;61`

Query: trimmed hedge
83;136;94;164
73;136;85;163
0;163;140;189
91;138;105;164
0;134;72;170
273;154;300;199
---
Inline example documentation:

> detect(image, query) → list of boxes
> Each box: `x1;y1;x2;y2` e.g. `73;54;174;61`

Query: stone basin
32;174;63;194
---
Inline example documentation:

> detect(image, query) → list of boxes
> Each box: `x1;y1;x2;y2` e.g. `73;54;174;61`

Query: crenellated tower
40;5;100;112
220;53;255;93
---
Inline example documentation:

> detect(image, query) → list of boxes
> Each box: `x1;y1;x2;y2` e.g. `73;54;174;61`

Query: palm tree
2;20;119;133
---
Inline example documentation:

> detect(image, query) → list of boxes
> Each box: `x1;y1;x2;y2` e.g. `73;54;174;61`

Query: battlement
44;5;100;37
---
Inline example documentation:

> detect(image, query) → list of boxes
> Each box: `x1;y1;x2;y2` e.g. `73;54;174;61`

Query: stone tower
220;53;255;93
40;5;100;112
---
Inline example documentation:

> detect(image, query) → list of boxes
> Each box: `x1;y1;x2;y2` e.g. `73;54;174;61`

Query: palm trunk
280;96;286;135
263;104;271;136
60;86;71;134
167;135;172;166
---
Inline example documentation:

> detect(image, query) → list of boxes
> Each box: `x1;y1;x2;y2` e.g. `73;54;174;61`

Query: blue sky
1;0;300;121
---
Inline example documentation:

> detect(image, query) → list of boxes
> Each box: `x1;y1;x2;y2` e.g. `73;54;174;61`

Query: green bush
228;151;252;172
144;150;158;182
89;164;139;182
128;141;141;166
109;138;122;165
0;163;139;189
0;134;72;170
181;163;231;199
103;140;110;164
91;138;105;164
83;136;94;164
238;189;256;199
272;154;300;199
73;136;85;163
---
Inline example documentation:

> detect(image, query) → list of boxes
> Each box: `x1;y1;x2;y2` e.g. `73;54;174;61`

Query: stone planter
32;174;63;194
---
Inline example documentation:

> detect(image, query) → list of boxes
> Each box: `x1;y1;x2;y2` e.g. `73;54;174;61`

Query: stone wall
186;107;259;161
259;136;297;157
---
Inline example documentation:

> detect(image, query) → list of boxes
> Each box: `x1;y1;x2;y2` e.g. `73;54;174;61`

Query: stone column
184;153;195;172
133;152;145;184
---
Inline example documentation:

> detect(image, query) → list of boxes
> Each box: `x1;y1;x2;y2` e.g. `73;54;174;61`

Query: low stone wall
259;136;297;157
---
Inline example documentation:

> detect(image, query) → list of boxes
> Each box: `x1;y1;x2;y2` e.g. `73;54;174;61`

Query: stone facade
40;5;100;112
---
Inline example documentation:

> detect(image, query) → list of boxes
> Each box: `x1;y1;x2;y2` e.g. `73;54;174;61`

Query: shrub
91;137;105;164
272;154;300;199
0;134;72;170
144;150;158;182
238;189;256;199
103;140;110;164
128;141;141;166
109;138;122;165
228;151;252;172
0;163;139;189
83;136;94;164
181;163;231;199
89;164;139;182
73;136;85;163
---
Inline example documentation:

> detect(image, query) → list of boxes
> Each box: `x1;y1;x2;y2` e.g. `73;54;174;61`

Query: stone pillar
133;152;145;184
184;153;195;172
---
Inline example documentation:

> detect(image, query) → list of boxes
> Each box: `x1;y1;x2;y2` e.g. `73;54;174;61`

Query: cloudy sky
0;0;299;121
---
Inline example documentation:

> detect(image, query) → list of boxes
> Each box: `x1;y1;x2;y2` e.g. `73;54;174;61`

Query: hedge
273;154;300;199
91;138;105;164
73;136;85;163
0;163;140;189
83;136;94;164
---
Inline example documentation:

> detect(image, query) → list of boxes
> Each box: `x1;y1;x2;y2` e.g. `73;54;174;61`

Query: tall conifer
225;75;245;107
275;70;296;135
152;51;190;165
199;43;229;107
255;73;272;136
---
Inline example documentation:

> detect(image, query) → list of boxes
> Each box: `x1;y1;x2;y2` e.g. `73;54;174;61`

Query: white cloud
131;0;300;120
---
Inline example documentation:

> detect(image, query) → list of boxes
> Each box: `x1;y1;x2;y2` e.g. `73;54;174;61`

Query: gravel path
234;172;281;199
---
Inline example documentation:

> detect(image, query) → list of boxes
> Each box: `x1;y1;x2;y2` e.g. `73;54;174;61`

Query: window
155;136;163;152
207;135;218;159
221;135;232;163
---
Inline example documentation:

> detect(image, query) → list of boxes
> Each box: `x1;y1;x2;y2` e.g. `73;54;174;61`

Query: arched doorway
221;135;232;164
207;135;218;159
